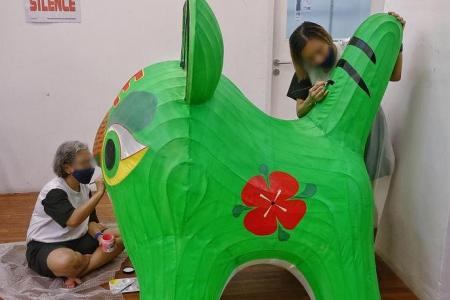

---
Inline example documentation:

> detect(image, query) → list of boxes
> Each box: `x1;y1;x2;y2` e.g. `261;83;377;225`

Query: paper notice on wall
23;0;81;23
300;0;312;12
295;0;312;21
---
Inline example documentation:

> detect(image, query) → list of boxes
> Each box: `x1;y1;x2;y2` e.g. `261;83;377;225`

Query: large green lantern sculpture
93;0;402;299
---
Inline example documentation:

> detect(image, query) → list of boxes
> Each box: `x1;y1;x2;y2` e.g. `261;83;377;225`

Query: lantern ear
181;0;224;105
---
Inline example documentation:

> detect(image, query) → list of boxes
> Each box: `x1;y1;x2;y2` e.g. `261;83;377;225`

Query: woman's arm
88;221;106;240
66;179;105;228
390;53;403;81
297;81;328;118
296;98;315;118
388;12;405;82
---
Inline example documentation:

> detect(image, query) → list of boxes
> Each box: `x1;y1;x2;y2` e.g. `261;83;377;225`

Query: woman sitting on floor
25;141;124;288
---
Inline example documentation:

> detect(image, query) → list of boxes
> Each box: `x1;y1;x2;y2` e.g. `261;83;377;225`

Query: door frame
264;0;276;113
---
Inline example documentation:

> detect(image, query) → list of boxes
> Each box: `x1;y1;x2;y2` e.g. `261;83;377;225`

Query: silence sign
24;0;81;23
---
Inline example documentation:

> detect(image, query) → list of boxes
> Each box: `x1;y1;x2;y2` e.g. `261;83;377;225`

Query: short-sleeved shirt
26;177;98;243
287;39;349;100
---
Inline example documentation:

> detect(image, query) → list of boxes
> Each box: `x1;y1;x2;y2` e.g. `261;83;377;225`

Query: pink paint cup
100;233;116;253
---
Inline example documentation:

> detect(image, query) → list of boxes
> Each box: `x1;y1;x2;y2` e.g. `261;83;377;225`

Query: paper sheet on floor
0;241;127;300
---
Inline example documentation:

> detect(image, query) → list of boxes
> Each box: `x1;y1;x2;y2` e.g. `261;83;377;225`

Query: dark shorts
26;233;99;278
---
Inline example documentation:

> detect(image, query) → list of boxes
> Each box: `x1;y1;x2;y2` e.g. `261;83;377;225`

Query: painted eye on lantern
102;124;149;186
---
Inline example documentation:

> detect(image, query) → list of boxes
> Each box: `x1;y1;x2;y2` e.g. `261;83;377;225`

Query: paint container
101;233;115;253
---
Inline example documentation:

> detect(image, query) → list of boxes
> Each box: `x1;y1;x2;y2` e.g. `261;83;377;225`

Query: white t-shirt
26;177;94;243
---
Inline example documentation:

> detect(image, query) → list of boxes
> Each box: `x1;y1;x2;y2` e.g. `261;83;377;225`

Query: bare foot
64;277;82;288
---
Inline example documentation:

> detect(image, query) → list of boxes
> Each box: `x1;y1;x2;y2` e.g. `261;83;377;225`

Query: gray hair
53;141;89;178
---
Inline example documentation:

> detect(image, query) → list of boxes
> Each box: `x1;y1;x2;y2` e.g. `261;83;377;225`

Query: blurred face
64;149;93;175
301;38;332;68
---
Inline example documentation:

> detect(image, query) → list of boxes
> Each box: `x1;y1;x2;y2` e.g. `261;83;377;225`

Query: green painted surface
95;0;402;299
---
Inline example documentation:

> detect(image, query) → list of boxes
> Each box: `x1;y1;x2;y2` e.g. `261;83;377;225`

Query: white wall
0;0;274;193
376;1;450;299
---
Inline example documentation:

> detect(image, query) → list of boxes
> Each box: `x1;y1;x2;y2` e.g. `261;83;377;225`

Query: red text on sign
29;0;76;12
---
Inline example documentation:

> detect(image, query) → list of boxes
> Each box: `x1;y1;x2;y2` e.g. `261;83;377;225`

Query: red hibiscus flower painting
233;167;316;241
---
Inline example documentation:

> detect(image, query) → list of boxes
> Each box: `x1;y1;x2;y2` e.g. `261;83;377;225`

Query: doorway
221;264;312;300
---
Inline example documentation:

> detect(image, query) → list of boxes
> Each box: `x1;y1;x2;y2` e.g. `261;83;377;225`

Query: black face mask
72;167;95;184
320;46;336;70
